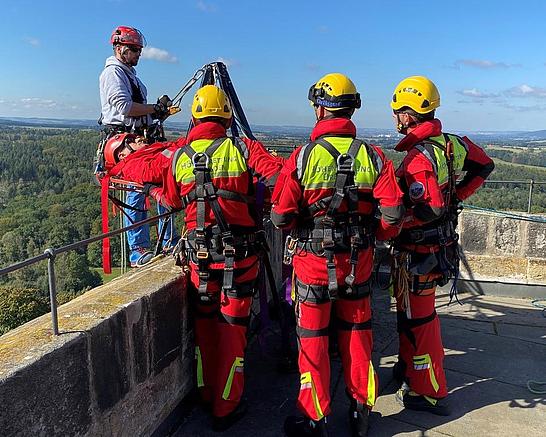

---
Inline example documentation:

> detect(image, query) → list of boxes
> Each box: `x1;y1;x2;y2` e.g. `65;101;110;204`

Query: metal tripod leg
261;248;297;373
154;214;170;256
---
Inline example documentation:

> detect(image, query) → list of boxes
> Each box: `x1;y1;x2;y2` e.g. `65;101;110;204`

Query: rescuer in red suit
135;85;284;432
271;73;405;437
390;76;494;415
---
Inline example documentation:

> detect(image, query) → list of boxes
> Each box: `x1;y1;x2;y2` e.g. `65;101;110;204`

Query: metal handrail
0;211;173;335
1;177;545;335
479;179;545;213
482;180;546;185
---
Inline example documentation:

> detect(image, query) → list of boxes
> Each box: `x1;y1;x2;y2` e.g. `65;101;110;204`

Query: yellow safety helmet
191;85;232;119
308;73;361;111
390;76;440;114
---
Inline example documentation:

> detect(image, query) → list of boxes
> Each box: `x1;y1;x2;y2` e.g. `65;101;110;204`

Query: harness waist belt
398;225;455;245
295;277;372;303
293;225;370;240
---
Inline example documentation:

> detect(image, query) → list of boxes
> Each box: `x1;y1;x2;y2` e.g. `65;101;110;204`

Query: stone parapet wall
0;258;191;437
458;210;546;285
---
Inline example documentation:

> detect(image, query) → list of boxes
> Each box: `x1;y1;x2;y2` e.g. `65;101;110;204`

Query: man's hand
141;183;157;196
157;95;173;108
142;183;171;211
152;95;173;120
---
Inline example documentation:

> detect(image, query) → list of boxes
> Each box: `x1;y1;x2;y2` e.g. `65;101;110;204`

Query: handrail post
44;248;59;335
527;179;534;214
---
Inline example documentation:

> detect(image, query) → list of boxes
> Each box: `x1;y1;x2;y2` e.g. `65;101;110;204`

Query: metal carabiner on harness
336;153;355;172
283;235;298;265
192;152;211;169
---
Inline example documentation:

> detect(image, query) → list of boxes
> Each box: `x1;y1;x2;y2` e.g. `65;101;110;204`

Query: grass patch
93;267;123;284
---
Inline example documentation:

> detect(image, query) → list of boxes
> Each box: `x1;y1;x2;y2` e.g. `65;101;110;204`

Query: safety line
462;204;546;224
526;299;546;394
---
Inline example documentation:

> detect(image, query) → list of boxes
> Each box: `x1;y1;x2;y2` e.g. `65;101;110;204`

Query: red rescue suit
271;118;404;420
394;119;494;399
107;138;185;184
149;121;284;418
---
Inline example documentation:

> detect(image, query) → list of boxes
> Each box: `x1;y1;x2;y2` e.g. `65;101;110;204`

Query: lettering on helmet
409;182;425;200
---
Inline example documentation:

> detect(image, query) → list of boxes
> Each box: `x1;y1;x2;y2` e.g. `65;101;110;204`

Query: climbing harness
97;62;293;368
283;137;379;302
176;137;259;302
394;133;467;304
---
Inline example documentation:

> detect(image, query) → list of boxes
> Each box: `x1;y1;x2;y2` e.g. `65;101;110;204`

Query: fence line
481;179;545;213
0;211;173;335
1;178;544;335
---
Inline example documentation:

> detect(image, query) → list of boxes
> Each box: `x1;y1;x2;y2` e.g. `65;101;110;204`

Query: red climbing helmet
110;26;146;48
104;133;136;170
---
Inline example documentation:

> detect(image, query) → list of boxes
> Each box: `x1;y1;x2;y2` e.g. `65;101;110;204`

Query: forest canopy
0;126;544;334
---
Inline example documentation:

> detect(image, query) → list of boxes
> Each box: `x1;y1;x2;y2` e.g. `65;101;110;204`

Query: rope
462;204;546;224
393;252;411;313
532;299;546;318
120;190;127;274
527;380;546;394
526;299;546;394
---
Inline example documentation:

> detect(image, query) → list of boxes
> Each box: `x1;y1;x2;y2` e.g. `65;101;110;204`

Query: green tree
0;285;49;335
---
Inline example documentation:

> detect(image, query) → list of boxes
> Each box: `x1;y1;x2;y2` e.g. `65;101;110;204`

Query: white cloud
24;37;40;47
500;102;546;112
216;57;237;67
0;98;69;110
196;1;217;12
20;98;57;108
506;84;546;98
141;46;178;63
458;88;499;98
0;97;97;118
455;59;517;69
304;63;321;71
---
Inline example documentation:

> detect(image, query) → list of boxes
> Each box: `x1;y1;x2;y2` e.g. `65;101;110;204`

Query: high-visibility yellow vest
297;136;382;190
415;134;468;187
172;137;248;183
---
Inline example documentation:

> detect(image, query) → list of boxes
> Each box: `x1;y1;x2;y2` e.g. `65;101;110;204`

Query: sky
1;0;546;132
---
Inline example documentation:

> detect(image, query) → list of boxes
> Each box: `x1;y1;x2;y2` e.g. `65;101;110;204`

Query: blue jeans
124;190;179;251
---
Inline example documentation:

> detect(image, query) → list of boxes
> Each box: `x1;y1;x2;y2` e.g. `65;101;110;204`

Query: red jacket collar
310;118;356;141
394;119;443;151
187;121;227;142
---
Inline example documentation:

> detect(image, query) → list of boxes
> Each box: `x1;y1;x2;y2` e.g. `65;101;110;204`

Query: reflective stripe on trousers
295;289;376;420
395;273;447;398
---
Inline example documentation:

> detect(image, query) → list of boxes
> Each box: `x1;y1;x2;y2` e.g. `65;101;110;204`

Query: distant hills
0;116;545;144
0;116;98;129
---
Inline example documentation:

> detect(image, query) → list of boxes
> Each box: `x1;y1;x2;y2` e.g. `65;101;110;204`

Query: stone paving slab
376;370;546;436
174;292;546;436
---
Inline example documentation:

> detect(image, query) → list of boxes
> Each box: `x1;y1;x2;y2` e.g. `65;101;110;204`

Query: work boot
129;247;153;267
212;400;247;432
283;416;328;436
348;398;369;437
396;388;450;416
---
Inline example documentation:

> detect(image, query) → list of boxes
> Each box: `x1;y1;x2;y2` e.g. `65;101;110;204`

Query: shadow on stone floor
170;290;546;436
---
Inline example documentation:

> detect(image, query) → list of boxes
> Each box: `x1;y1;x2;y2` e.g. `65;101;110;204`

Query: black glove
152;95;173;120
142;183;158;196
157;95;172;108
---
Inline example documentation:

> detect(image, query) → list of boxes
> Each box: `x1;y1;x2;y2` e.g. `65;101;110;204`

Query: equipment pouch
408;252;438;275
437;242;460;285
173;238;188;268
